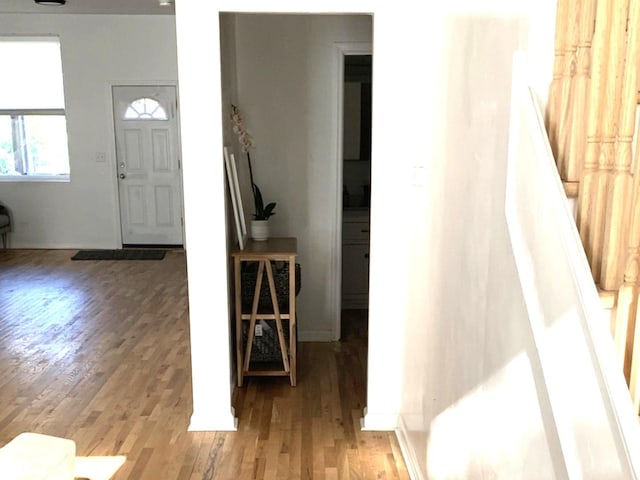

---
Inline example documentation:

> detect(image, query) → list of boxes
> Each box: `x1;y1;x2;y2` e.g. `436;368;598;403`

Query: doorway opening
217;13;374;424
338;51;372;341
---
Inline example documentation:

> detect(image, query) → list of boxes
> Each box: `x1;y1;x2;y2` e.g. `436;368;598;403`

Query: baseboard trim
396;415;425;480
188;411;237;432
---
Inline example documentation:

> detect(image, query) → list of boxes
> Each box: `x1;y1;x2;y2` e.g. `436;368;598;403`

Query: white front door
112;85;183;245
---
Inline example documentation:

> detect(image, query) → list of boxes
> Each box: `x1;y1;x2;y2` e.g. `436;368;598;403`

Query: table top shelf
232;237;297;259
240;313;293;320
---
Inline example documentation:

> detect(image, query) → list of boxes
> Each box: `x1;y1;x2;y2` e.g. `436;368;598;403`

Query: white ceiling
0;0;175;15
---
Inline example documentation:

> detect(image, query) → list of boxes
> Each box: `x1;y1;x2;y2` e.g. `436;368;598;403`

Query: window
124;98;168;120
0;37;70;179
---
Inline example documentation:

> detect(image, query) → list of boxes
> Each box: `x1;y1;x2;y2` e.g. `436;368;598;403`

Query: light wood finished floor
0;249;408;479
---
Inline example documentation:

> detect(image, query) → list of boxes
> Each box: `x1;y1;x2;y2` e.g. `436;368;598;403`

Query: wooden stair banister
548;0;640;415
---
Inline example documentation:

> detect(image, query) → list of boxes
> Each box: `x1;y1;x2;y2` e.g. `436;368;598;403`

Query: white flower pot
251;220;269;241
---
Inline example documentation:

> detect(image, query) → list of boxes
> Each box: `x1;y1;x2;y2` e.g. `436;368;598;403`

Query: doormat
71;249;166;261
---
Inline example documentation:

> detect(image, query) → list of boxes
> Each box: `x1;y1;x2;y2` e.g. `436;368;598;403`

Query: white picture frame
229;152;247;237
224;146;246;250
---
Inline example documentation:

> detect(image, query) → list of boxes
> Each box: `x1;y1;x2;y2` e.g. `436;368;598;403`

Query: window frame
124;97;169;121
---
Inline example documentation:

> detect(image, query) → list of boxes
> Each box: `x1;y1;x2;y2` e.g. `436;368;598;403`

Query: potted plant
231;105;276;241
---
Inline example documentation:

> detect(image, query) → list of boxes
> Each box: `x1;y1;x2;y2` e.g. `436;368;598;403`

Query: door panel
127;185;147;225
154;185;174;226
113;85;183;245
124;130;144;171
152;130;170;171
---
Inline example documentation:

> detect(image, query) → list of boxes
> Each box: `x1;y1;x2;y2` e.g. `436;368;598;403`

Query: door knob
119;173;126;179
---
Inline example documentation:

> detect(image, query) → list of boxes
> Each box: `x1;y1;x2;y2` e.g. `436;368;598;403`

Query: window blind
0;37;65;110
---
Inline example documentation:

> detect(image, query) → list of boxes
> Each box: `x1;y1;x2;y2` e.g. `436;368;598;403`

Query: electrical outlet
95;152;106;163
255;324;263;337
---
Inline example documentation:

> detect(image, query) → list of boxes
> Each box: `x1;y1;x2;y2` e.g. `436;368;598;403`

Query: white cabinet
342;211;369;308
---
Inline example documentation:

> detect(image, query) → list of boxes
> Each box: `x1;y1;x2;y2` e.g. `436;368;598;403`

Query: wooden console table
232;237;297;387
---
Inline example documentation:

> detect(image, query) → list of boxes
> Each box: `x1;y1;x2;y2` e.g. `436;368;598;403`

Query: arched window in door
124;97;168;120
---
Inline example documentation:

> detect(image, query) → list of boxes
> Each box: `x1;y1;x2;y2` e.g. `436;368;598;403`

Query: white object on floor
75;455;127;480
0;432;76;480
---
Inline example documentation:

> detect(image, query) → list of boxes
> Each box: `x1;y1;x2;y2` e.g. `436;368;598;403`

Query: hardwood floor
0;250;408;479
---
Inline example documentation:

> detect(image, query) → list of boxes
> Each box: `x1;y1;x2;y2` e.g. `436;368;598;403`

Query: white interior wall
396;11;559;476
0;14;178;249
232;14;373;340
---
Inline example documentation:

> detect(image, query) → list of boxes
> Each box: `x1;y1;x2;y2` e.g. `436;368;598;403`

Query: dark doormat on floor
71;249;166;261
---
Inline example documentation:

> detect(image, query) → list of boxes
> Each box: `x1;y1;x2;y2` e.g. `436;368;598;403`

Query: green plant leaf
263;202;276;218
254;185;265;214
252;185;276;219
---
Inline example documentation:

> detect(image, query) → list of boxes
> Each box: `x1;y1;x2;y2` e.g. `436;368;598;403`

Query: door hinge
178;158;181;169
181;217;184;226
